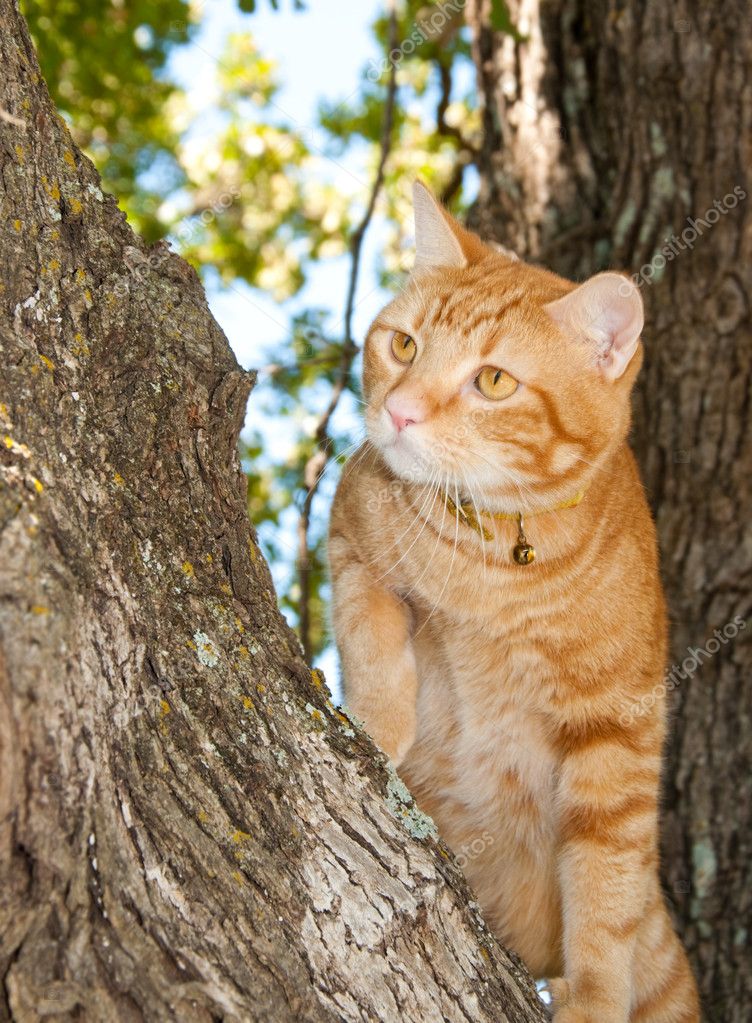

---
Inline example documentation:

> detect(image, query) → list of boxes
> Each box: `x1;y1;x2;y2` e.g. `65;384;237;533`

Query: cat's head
362;182;644;512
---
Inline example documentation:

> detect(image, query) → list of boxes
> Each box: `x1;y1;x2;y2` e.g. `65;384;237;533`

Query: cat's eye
390;330;416;365
475;366;518;400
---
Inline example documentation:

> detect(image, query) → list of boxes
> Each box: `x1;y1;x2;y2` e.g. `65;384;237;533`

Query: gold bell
512;514;536;565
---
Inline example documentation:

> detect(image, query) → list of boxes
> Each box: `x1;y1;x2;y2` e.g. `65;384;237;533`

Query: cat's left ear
412;180;489;274
544;272;644;381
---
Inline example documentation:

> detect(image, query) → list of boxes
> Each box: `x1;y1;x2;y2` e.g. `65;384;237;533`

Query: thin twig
434;58;476;206
262;353;341;377
440;149;473;205
296;1;400;662
0;106;27;128
435;59;478;155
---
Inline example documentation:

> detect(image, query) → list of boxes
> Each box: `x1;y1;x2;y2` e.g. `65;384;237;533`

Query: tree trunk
0;3;547;1020
466;1;751;1018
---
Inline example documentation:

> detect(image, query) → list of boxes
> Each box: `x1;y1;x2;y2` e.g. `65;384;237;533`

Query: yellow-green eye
391;330;416;364
475;366;518;400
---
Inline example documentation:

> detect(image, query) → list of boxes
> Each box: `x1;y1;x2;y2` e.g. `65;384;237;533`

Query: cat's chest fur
401;622;563;973
409;616;558;827
389;499;571;826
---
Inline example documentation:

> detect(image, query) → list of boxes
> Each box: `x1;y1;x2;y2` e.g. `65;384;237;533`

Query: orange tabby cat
328;183;700;1022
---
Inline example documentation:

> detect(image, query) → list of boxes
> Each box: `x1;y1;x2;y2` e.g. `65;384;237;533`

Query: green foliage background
24;0;481;659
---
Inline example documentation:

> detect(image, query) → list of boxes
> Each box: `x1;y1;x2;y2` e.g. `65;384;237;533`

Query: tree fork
0;1;549;1020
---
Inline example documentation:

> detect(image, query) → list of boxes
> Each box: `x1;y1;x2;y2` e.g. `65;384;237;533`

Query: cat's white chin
378;440;437;486
367;409;453;485
367;426;437;486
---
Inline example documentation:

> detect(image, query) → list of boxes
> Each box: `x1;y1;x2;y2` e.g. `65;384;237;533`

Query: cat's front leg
551;714;661;1023
330;554;417;766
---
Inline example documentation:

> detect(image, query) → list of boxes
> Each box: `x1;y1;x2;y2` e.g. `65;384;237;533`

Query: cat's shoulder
335;442;391;494
331;442;402;533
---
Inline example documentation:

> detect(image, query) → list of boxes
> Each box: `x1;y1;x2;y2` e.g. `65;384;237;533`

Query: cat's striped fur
328;183;699;1022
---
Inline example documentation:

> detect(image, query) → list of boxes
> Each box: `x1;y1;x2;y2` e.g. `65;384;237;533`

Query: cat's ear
544;272;644;381
412;180;488;273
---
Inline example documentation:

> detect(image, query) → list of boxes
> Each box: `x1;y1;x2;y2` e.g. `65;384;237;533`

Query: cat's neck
400;443;645;567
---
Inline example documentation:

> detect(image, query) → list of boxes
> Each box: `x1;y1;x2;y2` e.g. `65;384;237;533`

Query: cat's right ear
412;181;487;274
544;272;644;381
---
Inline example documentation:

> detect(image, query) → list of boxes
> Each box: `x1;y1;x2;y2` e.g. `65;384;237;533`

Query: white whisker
399;470;448;602
460;465;488;580
374;472;441;581
569;451;631;482
336;435;372;485
413;477;460;640
302;435;368;503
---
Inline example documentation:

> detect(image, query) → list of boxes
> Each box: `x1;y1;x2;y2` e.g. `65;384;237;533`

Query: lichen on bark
0;2;547;1020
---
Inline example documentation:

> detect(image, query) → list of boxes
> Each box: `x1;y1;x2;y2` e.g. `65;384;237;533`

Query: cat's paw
377;721;415;767
551;1007;589;1023
349;700;415;767
545;977;571;1018
546;978;624;1023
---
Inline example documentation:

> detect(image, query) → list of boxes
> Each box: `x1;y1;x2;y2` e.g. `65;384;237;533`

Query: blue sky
168;0;391;688
170;0;390;374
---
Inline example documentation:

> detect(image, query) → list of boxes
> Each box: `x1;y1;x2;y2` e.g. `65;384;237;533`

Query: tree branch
296;1;400;662
435;59;475;151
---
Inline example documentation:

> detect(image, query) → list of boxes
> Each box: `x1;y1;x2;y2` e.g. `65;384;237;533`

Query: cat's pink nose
385;394;426;433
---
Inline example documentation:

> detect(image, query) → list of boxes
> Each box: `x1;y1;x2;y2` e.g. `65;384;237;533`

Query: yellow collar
445;489;586;561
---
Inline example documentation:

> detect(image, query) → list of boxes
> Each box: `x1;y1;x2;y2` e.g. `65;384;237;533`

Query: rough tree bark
465;1;751;1019
0;2;548;1020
